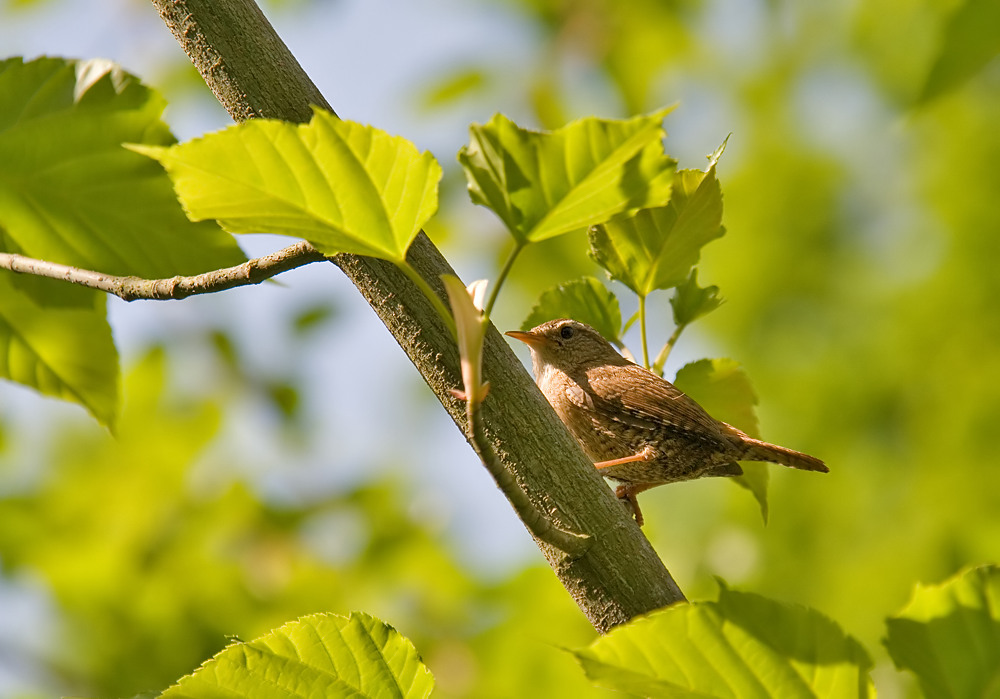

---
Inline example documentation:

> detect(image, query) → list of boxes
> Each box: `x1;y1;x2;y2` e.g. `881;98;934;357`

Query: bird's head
506;318;626;375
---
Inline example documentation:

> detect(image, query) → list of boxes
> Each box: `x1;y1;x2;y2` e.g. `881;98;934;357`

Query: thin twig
652;323;686;376
0;241;326;301
482;240;524;317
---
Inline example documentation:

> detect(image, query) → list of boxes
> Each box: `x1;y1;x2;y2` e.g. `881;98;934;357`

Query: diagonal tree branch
0;242;325;301
150;0;685;633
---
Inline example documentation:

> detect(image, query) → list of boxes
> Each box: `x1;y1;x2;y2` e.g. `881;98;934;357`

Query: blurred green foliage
1;0;998;696
0;346;607;697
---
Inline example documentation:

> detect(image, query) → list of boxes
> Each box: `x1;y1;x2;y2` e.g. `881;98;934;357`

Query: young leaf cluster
457;109;678;316
490;129;731;418
585;137;729;372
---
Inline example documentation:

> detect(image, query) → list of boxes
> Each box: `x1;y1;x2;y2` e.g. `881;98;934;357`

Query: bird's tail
739;437;828;473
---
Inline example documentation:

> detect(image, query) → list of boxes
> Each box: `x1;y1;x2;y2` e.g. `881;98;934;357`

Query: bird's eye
560;325;574;340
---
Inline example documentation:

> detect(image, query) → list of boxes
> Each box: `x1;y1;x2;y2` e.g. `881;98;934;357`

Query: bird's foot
614;481;660;527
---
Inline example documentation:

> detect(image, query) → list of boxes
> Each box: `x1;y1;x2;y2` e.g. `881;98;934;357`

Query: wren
506;319;827;525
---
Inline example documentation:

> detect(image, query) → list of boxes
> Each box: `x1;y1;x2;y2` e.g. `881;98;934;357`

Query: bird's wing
583;364;728;438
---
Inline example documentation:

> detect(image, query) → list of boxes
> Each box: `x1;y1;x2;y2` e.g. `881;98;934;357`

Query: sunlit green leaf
918;0;1000;104
674;358;767;520
133;109;441;263
575;585;873;698
457;110;676;243
670;269;723;328
161;612;434;699
589;159;725;297
521;277;622;345
0;56;244;276
0;273;118;428
885;565;1000;699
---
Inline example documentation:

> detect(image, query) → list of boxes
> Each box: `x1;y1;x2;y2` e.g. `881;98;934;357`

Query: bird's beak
505;329;549;348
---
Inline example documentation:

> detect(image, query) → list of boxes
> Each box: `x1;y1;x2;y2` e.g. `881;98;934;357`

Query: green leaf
589;156;726;297
0;56;244;276
457;110;676;243
670;269;723;328
522;277;623;345
674;358;760;441
674;358;767;520
133;109;442;263
885;564;1000;699
0;273;118;428
161;612;435;699
575;586;873;698
918;0;1000;104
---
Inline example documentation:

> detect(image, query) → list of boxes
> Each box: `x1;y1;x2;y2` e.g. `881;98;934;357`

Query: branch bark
0;242;324;301
150;0;685;633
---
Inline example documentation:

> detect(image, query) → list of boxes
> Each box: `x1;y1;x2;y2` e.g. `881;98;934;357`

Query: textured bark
150;0;685;632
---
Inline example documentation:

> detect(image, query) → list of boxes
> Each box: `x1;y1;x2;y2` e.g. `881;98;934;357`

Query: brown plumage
506;318;827;525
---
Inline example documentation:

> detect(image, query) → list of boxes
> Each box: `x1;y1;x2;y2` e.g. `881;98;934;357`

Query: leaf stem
483;240;525;317
398;261;457;340
653;323;685;376
637;294;651;369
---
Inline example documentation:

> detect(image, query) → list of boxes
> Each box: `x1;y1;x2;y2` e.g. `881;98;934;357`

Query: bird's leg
594;448;657;525
614;482;658;527
594;446;655;470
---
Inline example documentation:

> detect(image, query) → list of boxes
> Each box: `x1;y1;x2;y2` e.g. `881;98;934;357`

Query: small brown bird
506;319;827;525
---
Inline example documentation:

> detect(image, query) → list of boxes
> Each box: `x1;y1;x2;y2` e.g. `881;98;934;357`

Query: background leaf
670;270;723;328
574;585;873;698
134;110;441;262
589;162;725;297
457;110;676;243
161;612;434;699
0;273;118;428
884;565;1000;699
521;277;623;345
917;0;1000;104
674;359;760;438
0;56;244;276
674;358;768;521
